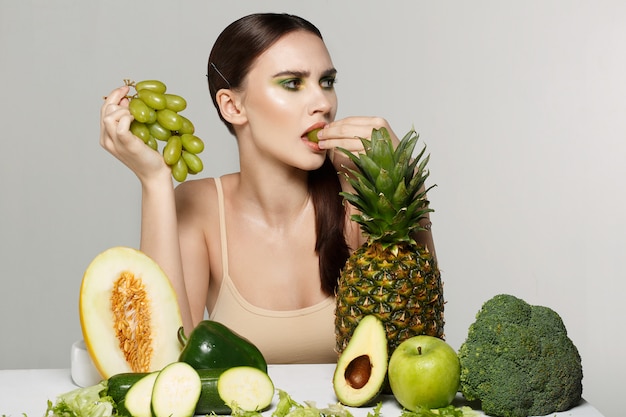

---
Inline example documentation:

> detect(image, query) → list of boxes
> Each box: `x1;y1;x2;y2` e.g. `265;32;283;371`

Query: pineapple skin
335;240;445;355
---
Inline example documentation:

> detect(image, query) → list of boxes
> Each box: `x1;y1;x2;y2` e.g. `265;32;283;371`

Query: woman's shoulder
174;176;220;217
174;173;240;208
175;176;216;199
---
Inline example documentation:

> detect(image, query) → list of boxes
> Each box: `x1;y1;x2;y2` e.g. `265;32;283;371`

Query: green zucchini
106;365;274;415
194;368;232;414
216;366;275;412
151;362;202;417
107;372;141;404
123;372;159;417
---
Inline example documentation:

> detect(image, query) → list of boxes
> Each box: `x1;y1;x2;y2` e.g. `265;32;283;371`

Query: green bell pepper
178;320;268;372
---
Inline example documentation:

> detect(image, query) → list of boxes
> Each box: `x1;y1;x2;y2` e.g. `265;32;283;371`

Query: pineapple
335;127;445;356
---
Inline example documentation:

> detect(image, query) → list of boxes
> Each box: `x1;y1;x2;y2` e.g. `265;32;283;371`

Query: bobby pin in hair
209;62;231;88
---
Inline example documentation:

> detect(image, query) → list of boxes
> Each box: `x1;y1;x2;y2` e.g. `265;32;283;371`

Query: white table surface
0;364;604;417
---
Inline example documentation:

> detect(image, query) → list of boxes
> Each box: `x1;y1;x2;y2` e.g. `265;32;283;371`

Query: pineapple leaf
374;169;395;199
406;196;434;225
341;192;376;218
370;129;395;169
394;129;419;165
340;169;379;211
390;154;409;188
406;156;421;181
407;163;431;201
377;192;398;222
336;137;373;174
414;152;430;179
355;153;382;184
391;178;409;207
351;213;385;239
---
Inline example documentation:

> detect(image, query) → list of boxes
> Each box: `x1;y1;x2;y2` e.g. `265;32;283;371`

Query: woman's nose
308;87;335;115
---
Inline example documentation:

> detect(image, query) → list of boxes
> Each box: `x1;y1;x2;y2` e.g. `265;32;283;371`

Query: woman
100;13;434;363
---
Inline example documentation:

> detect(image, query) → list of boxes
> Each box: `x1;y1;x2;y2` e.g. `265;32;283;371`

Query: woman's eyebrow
272;67;337;78
321;68;338;78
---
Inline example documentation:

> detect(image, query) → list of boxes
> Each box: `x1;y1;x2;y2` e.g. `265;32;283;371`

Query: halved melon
79;246;183;379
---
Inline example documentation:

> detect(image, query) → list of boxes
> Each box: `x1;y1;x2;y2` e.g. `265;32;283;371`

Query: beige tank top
208;177;337;364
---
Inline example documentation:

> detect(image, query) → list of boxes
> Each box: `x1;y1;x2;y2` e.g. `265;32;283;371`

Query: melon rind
79;246;183;379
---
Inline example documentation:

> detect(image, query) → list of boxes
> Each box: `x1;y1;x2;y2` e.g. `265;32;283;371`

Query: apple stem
417;346;422;355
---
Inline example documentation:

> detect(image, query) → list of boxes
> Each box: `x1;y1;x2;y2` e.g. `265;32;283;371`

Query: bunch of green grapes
126;79;205;182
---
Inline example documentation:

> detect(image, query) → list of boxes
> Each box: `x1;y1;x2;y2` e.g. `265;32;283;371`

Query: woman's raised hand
100;86;170;183
317;116;399;172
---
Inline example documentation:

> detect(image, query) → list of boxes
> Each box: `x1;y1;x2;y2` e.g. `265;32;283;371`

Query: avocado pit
345;354;372;389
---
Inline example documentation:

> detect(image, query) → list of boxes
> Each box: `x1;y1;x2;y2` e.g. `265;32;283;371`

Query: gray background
1;1;623;416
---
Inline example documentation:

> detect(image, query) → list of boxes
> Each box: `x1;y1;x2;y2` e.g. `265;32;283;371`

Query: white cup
70;340;102;387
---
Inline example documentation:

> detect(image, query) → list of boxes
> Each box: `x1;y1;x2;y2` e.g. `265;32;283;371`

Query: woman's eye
321;77;337;89
280;78;303;90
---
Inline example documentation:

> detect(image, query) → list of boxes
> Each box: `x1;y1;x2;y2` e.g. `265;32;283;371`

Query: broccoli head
458;294;583;417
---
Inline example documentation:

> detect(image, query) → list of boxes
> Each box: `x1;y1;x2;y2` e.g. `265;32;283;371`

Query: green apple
388;335;460;410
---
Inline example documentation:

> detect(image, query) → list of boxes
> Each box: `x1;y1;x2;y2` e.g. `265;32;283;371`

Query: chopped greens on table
43;384;478;417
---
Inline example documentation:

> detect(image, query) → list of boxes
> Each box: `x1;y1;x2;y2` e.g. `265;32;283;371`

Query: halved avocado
79;246;183;379
333;315;388;407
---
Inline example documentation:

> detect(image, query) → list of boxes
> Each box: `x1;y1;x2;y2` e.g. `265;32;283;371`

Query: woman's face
237;30;338;171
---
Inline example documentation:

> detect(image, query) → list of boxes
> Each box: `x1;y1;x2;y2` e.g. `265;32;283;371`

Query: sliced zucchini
105;365;274;415
151;362;202;417
217;366;275;412
123;371;159;417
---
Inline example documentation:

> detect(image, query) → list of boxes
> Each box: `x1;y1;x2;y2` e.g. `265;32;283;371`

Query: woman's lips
303;122;326;143
302;123;326;152
302;135;323;152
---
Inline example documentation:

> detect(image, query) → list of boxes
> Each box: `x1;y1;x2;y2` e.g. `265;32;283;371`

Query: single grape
129;98;156;124
146;108;157;124
306;128;322;143
146;136;158;151
130;120;151;143
157;109;183;131
163;135;182;166
147;121;172;141
182;151;203;174
137;89;167;110
135;80;167;94
181;133;205;154
172;157;188;182
164;94;187;112
179;115;195;134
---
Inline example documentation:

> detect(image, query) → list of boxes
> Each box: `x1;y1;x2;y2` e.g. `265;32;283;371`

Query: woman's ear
216;89;246;126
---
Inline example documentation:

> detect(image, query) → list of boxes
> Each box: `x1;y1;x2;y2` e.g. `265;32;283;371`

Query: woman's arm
139;175;195;332
173;181;212;328
100;86;194;332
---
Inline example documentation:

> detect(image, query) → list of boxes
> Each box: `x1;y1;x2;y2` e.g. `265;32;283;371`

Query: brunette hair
207;13;350;295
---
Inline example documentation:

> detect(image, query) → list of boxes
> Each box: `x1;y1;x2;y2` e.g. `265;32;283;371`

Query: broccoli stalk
458;294;583;417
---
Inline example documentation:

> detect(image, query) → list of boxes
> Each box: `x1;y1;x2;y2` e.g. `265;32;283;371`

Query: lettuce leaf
44;381;115;417
400;405;480;417
269;390;358;417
